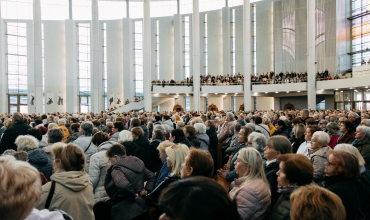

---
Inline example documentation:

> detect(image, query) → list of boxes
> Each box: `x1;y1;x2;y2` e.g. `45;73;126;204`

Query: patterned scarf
277;184;299;194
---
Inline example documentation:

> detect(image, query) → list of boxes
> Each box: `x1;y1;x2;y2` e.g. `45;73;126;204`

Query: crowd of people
0;108;370;220
151;70;351;87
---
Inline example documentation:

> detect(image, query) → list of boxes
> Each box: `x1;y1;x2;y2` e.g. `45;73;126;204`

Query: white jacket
89;141;115;203
73;135;97;173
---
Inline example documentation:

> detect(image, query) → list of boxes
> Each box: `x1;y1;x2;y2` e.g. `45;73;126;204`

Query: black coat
291;136;305;154
27;149;53;180
357;169;370;219
265;161;280;209
0;121;31;154
173;137;192;148
186;136;201;148
206;126;218;160
148;139;163;173
325;175;360;220
133;136;151;169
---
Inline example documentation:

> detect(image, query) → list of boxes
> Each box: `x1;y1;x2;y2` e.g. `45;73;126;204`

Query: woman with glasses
229;148;271;220
324;150;360;220
36;143;94;220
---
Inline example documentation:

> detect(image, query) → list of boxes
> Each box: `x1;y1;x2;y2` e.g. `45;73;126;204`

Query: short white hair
226;112;234;121
312;131;330;146
348;112;360;118
357;126;370;136
334;144;365;167
193;123;206;134
248;132;267;152
118;130;133;142
57;118;66;126
15;135;39;151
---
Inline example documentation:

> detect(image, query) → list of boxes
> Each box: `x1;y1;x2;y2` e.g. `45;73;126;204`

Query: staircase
114;97;172;112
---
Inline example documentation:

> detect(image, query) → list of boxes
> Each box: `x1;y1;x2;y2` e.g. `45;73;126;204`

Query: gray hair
154;124;166;134
57;118;66;126
326;122;339;131
357;126;370;137
334;144;365;167
48;128;64;144
13;112;23;123
80;121;93;136
248;132;267;152
193;123;206;134
226;112;235;121
118;130;133;142
362;119;370;127
302;109;309;117
15;135;39;151
312;131;330;146
348;112;360;118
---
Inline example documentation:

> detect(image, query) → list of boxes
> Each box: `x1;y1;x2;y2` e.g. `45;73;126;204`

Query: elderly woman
263;136;292;208
184;125;201;148
15;135;53;181
117;130;135;154
291;123;306;153
290;185;346;220
0;157;67;220
296;125;320;156
324;150;360;220
326;122;341;148
36;143;94;220
193;123;210;151
180;148;214;179
248;132;267;163
131;127;150;168
57;119;70;142
27;127;47;148
217;127;253;183
229;148;271;220
262;117;275;136
66;123;80;143
335;144;370;219
308;131;330;183
43;128;64;161
105;143;156;220
73;121;97;173
155;140;174;186
269;154;313;220
337;120;355;144
148;129;164;173
145;144;189;212
89;131;115;204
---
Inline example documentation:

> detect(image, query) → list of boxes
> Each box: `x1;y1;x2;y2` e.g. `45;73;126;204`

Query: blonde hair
52;143;86;171
165;144;189;176
48;123;59;130
0;156;41;220
334;144;365;167
157;140;173;154
237;148;269;187
190;117;203;126
290;184;346;220
57;118;66;126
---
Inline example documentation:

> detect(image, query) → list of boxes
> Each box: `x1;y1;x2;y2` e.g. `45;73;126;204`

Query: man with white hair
218;112;235;143
352;126;370;169
194;123;210;151
348;112;361;133
360;119;370;127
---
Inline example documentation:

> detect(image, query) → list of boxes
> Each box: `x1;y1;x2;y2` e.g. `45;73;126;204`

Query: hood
51;171;91;192
98;141;116;152
134;136;150;148
197;133;209;144
113;156;145;173
28;149;49;166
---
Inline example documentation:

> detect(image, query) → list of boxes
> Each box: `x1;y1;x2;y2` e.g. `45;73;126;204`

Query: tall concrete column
243;0;252;111
32;0;43;114
143;0;152;111
307;0;316;110
192;0;200;111
91;0;102;112
0;3;6;113
222;6;230;76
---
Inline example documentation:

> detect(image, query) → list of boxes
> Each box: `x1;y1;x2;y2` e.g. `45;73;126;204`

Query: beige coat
229;177;271;220
36;171;94;220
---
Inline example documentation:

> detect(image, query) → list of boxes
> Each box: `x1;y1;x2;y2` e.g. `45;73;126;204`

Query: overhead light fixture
225;93;227;95
297;91;300;93
335;89;338;90
286;91;289;93
365;86;368;88
350;87;353;89
275;92;278;93
235;93;238;95
265;92;268;94
340;91;343;92
215;93;218;95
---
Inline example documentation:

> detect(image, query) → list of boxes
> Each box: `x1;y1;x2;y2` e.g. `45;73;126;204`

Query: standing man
0;112;31;154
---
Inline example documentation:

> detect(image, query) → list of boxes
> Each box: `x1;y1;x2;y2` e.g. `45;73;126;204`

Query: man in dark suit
0;112;31;154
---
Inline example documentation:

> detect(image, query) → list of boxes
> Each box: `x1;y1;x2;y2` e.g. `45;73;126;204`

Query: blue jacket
28;149;53;180
156;156;171;187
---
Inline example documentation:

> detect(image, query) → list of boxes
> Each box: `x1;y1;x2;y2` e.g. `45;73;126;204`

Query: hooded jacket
27;149;53;180
132;136;151;168
36;171;94;220
105;155;156;220
89;141;115;203
73;135;97;173
196;133;210;151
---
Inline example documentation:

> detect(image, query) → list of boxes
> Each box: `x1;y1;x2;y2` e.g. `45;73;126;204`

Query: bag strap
45;181;56;209
84;141;92;153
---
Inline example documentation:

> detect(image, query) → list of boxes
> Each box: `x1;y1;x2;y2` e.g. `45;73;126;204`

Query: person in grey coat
194;123;210;151
73;121;97;173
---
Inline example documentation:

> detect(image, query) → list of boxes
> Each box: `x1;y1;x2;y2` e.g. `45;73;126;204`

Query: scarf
277;184;299;194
